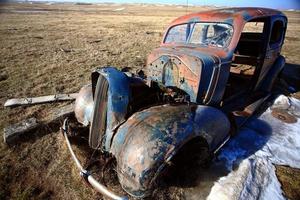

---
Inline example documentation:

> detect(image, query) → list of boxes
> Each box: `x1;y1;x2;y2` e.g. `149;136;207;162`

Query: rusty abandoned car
61;7;288;199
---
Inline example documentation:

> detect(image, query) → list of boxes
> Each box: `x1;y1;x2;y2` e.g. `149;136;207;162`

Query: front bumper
61;118;128;200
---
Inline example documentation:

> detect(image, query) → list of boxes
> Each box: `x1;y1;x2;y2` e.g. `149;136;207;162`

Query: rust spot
271;108;297;124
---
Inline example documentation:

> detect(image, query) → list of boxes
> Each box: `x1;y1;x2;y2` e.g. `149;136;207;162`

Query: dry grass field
0;2;299;200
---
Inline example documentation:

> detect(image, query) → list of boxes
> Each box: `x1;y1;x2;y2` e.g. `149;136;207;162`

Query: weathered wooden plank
4;118;39;145
3;104;75;145
4;93;78;107
47;104;74;123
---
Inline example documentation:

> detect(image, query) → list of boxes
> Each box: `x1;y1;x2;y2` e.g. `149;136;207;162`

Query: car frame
62;7;287;199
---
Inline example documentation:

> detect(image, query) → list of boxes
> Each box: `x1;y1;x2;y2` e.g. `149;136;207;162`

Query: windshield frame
163;21;234;49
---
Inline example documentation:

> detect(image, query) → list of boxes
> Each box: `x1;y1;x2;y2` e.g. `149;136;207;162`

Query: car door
255;16;287;89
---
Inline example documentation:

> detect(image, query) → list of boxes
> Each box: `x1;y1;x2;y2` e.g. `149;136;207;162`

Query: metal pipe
61;118;128;200
62;119;83;171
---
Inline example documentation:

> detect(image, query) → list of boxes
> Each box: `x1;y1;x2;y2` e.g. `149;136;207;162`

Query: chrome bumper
61;118;128;200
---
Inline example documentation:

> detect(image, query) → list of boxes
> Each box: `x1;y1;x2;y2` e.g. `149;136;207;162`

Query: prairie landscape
0;2;300;200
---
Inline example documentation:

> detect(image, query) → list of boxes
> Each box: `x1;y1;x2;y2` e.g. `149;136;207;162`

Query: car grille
89;74;109;149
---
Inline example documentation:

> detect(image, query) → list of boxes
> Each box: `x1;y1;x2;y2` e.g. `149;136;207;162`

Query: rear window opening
235;18;267;58
270;20;284;45
242;22;264;33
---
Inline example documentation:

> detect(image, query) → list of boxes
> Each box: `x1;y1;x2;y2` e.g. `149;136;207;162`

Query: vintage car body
65;7;287;199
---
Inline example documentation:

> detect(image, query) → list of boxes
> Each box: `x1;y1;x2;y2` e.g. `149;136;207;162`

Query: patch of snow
205;95;300;199
114;7;125;12
272;95;291;110
11;10;49;13
271;95;300;117
208;158;284;200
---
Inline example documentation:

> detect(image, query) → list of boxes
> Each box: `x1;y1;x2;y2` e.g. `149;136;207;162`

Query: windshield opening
164;22;233;48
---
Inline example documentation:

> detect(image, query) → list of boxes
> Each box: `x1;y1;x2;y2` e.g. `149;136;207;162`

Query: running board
234;95;271;128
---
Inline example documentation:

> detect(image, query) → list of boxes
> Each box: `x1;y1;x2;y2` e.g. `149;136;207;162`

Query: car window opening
224;18;267;100
164;22;233;48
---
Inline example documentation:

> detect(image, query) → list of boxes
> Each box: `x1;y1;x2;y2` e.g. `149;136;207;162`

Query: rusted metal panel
146;54;201;102
146;48;216;103
110;104;230;197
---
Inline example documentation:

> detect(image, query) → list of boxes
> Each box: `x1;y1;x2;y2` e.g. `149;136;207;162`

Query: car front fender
110;104;230;197
91;67;131;150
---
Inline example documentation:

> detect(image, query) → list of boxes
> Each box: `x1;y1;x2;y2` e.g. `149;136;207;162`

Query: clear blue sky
27;0;300;10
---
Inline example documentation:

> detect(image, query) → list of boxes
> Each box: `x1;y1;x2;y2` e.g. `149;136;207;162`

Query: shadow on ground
172;118;273;200
281;63;300;91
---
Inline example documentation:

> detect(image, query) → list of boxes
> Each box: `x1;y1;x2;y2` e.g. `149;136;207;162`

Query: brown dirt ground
276;165;300;200
0;2;299;200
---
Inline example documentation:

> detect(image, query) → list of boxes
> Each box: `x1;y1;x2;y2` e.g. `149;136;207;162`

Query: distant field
0;3;299;200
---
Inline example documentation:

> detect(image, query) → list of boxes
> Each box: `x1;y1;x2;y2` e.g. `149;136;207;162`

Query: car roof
170;7;286;26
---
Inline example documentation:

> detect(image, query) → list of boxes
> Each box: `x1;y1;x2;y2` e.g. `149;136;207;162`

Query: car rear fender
110;104;230;197
259;55;285;92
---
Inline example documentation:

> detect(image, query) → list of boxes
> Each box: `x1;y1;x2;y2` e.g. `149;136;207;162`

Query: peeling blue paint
110;104;230;197
93;67;131;151
242;11;252;21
